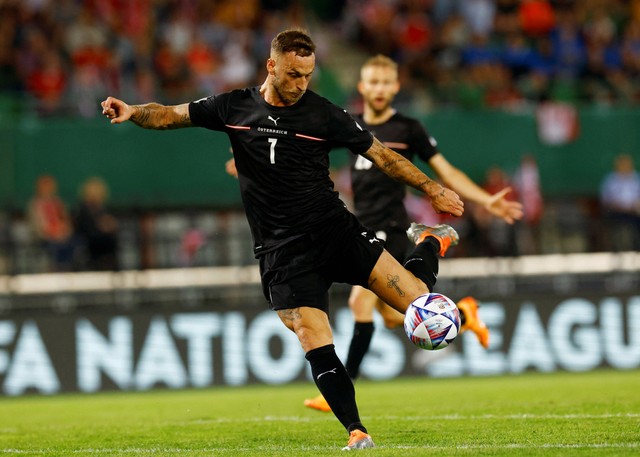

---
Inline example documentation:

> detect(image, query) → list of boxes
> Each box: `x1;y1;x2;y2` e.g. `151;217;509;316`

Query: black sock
345;322;375;380
305;344;367;434
403;238;440;290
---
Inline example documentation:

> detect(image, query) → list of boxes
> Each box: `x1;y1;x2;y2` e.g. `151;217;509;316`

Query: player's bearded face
359;66;400;114
271;52;315;105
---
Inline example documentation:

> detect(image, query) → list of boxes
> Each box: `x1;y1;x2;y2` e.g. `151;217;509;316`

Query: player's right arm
101;96;192;130
363;137;464;217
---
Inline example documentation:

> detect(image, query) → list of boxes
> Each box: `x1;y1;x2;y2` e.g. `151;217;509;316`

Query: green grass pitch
1;369;638;456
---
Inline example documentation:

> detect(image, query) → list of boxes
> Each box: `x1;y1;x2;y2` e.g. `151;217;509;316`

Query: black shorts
370;223;412;263
259;211;384;313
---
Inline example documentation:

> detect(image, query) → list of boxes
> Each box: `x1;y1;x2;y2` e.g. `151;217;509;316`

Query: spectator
501;31;538;80
28;175;76;271
178;224;206;267
550;7;587;81
518;0;555;38
26;49;67;116
619;19;640;101
459;0;496;38
600;153;640;251
513;154;544;254
73;177;119;271
469;166;519;256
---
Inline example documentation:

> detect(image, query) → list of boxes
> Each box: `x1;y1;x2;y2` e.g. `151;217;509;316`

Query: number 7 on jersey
268;138;277;164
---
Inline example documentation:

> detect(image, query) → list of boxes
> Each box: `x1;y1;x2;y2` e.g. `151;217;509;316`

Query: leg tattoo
386;274;405;297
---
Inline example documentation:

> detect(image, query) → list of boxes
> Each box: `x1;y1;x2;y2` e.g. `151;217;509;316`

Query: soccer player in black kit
102;29;466;451
304;55;524;414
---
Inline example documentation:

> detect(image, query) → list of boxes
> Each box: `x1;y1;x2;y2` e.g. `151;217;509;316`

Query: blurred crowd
348;0;640;110
0;0;306;117
3;0;640;118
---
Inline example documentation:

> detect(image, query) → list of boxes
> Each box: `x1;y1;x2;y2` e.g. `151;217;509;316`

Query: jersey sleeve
188;94;229;131
411;120;439;163
326;104;374;155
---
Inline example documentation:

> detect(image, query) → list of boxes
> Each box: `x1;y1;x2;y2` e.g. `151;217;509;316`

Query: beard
366;96;392;115
272;77;304;105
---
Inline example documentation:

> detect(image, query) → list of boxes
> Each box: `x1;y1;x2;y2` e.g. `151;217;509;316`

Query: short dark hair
271;29;315;57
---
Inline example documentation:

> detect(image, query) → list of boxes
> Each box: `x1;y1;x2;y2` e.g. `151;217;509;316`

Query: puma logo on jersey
268;116;280;125
361;231;378;244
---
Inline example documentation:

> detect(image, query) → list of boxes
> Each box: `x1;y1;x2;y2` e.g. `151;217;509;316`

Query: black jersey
189;87;374;256
350;112;438;228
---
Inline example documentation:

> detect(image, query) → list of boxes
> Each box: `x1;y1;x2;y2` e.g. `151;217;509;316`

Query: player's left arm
101;96;192;130
428;153;523;224
363;137;464;217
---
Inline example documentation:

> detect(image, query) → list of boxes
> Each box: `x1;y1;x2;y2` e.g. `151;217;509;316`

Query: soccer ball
404;293;461;350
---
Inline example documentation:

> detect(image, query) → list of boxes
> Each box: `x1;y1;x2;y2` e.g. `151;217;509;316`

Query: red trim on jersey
384;142;409;149
295;133;325;141
226;124;251;130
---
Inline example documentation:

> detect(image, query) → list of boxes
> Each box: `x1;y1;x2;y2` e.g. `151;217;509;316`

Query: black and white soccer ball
404;293;461;350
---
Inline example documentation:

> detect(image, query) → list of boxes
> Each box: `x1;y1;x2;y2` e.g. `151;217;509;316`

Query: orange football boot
342;429;375;450
457;296;490;348
303;394;331;412
406;223;459;257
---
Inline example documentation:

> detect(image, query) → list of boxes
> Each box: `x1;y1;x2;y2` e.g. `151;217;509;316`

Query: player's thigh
348;285;378;322
350;284;404;327
367;249;428;313
276;306;333;353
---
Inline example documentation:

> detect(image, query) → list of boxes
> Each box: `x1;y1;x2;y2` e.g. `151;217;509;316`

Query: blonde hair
360;54;398;77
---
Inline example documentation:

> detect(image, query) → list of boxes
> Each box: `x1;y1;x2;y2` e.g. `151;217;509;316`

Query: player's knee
378;303;405;329
295;326;329;352
349;297;375;322
347;294;357;309
382;314;404;329
348;293;364;312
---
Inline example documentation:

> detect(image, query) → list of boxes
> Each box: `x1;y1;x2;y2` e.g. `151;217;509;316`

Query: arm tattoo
381;158;405;170
132;107;152;126
131;103;192;130
366;137;440;196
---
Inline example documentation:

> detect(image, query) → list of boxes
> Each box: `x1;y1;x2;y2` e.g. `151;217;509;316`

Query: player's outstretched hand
430;186;464;217
484;187;524;224
101;96;132;124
